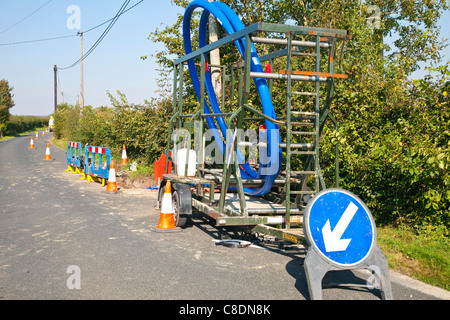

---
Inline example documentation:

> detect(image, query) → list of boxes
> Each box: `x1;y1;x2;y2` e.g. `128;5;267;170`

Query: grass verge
50;136;68;150
377;226;449;291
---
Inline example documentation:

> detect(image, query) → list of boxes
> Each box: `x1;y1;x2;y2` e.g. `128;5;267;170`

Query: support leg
304;247;330;300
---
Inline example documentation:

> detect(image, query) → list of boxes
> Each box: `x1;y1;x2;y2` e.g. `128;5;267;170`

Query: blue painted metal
66;141;83;169
83;144;111;180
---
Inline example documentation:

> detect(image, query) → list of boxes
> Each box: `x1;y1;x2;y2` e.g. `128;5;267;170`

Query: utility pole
53;65;57;112
79;31;84;108
207;0;222;99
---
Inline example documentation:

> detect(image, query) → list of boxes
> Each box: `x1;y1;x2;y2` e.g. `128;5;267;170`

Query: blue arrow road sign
304;188;376;267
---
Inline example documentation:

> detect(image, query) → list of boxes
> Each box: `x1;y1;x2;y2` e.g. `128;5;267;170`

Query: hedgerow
6;115;49;136
53;91;172;165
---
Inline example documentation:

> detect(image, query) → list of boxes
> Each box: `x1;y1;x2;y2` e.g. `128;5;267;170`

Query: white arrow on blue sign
304;188;376;267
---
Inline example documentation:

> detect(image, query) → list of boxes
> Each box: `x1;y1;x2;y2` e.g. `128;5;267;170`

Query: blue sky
1;0;184;116
1;0;449;116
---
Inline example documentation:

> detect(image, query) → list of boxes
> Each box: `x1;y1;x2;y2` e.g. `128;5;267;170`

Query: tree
147;1;446;61
0;79;15;138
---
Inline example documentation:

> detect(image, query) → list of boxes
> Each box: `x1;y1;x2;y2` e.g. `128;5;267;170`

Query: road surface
0;133;448;304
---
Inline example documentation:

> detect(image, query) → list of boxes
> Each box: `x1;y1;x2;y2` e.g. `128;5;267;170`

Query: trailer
157;8;352;246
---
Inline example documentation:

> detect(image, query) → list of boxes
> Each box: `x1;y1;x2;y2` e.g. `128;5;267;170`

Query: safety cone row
105;160;119;192
121;144;128;165
151;180;181;232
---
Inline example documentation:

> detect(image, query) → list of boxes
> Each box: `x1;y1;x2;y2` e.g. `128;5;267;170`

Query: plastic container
176;148;196;177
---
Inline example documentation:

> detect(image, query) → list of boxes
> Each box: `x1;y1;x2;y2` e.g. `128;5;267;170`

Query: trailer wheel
171;190;187;227
172;183;192;228
157;181;191;227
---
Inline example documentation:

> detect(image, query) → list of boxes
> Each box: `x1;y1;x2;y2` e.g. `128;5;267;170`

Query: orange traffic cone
35;131;39;139
152;180;181;232
42;130;45;137
121;144;128;165
44;143;51;160
105;160;119;192
29;137;35;149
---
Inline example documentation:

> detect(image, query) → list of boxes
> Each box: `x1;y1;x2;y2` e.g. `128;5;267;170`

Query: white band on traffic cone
161;190;173;214
108;166;116;182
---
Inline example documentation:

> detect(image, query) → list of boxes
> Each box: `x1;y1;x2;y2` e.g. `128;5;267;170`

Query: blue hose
183;0;281;196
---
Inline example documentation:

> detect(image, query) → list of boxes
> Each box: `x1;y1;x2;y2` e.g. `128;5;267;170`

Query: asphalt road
0;133;449;303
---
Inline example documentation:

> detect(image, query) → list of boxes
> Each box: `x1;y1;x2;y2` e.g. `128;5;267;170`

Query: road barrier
81;144;112;186
154;152;172;182
66;141;84;173
64;142;111;186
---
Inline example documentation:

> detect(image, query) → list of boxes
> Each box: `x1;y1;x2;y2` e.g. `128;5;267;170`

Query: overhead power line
0;34;77;46
0;0;53;34
58;0;132;70
0;0;143;47
83;0;143;34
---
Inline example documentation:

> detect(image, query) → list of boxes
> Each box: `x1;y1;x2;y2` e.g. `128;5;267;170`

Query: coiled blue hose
183;0;281;196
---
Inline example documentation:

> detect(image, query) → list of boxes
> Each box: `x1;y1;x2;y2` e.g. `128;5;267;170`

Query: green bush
53;92;172;165
321;64;449;235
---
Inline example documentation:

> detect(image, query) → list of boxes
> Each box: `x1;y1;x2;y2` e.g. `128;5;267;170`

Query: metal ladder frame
164;22;350;244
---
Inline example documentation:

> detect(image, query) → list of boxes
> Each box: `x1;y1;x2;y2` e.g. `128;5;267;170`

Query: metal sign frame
303;188;393;300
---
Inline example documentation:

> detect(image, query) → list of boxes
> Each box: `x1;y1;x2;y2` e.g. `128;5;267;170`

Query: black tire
172;190;188;227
